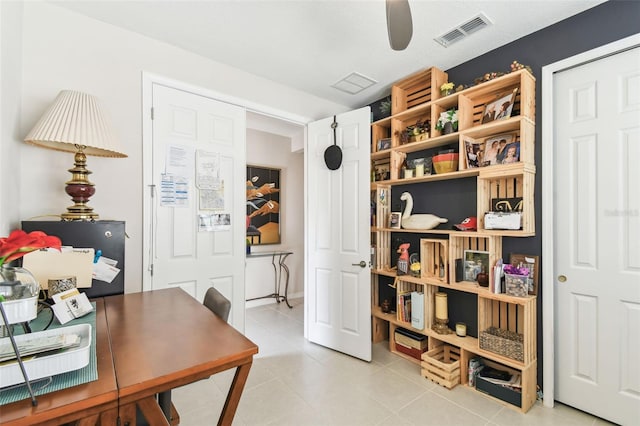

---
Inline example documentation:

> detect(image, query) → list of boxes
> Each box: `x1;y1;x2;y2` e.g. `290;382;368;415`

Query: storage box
0;323;91;388
484;211;522;230
476;374;522;407
505;274;528;297
420;345;460;389
479;327;524;362
395;342;426;360
395;327;428;350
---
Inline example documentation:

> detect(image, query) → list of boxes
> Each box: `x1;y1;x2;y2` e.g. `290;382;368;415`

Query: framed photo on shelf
483;133;515;166
373;160;390;181
377;138;391;151
482;88;518;124
500;141;520;164
389;212;402;229
464;137;485;169
463;250;490;282
509;253;539;295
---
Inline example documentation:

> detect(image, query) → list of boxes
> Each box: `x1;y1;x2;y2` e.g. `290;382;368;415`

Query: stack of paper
0;333;81;363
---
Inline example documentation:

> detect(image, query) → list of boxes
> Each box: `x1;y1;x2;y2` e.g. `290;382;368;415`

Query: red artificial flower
0;229;62;267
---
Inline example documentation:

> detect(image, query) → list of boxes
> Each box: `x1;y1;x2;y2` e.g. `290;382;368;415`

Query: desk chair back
203;287;231;322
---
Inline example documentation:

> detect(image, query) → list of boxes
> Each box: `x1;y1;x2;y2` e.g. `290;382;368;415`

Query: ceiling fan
386;0;413;50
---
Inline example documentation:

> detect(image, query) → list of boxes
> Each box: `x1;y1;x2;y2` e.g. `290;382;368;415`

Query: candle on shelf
435;292;448;320
456;322;467;337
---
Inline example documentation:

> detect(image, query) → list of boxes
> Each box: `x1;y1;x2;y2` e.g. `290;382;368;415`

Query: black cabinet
21;221;125;298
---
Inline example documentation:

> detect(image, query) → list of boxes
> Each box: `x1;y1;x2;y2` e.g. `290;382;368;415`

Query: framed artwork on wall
246;165;281;245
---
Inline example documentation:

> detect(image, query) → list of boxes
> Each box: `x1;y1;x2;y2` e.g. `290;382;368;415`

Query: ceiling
51;0;605;110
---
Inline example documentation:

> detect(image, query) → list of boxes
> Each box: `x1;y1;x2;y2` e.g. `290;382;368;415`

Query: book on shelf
410;291;424;330
397;291;412;323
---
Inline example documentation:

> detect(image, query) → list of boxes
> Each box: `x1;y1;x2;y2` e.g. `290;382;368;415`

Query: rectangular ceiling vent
331;72;377;95
435;13;492;47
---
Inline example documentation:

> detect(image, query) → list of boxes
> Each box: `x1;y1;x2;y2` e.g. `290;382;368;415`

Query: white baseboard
245;291;303;309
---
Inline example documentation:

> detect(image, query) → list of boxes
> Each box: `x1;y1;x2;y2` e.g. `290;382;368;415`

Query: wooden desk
0;299;119;426
105;288;258;426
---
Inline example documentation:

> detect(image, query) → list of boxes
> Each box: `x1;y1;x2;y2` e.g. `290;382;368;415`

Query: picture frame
377;138;391;151
246;165;281;245
509;253;539;295
369;94;392;122
481;88;518;124
482;133;516;166
500;141;521;164
464;137;485;169
463;250;490;282
373;160;390;181
389;212;402;229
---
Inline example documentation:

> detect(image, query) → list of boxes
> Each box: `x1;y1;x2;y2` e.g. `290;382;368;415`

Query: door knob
558;275;567;282
352;261;367;268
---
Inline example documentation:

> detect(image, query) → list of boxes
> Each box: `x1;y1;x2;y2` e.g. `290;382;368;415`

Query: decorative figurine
397;243;410;276
400;192;448;230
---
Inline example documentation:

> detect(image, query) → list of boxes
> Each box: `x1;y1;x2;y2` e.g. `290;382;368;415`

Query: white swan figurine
400;192;448;230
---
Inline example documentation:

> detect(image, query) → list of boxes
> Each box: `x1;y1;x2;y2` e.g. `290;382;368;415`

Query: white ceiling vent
435;13;492;47
331;72;377;95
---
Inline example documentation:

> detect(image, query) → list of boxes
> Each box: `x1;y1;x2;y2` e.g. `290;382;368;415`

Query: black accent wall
443;0;640;389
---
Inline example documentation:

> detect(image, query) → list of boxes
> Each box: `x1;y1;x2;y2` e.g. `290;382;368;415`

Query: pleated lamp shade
24;90;127;221
24;90;127;158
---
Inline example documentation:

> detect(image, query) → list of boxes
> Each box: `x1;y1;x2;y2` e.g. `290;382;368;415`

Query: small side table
246;251;292;308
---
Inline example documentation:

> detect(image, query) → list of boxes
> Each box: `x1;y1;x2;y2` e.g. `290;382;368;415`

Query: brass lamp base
62;147;99;221
431;317;454;335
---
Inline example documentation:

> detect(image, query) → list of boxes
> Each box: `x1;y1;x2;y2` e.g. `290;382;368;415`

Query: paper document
93;257;120;283
23;248;94;289
0;333;81;363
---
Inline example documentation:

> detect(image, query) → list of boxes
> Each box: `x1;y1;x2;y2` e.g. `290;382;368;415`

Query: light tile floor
172;298;611;426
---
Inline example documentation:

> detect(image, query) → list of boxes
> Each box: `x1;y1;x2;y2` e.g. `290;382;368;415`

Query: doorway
141;72;309;332
542;34;640;424
245;112;306;309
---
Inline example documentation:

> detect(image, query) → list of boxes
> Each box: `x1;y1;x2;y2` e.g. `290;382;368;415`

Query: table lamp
24;90;127;221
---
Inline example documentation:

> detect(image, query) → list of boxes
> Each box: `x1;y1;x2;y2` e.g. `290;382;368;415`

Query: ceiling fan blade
386;0;413;51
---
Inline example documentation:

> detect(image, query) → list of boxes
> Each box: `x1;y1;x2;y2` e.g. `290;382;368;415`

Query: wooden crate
461;69;536;127
391;67;448;115
448;233;502;286
371;122;391;153
421;345;461;389
478;296;536;365
374;185;391;269
477;163;535;235
420;238;448;284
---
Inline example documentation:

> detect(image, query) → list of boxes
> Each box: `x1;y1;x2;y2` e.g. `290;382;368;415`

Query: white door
306;107;372;361
146;83;246;329
554;47;640;425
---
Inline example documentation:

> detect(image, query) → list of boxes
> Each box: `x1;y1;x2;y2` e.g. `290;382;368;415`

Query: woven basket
479;327;524;362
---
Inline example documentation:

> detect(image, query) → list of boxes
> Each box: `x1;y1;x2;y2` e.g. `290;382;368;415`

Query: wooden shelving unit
370;67;538;413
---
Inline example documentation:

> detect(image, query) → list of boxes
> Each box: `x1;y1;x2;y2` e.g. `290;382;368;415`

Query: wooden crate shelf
391;67;448;115
370;67;537;413
420;238;448;284
449;233;502;287
478;297;536;365
477;163;535;234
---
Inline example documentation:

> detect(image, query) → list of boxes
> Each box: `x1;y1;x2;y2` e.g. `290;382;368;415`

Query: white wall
245;128;304;305
0;1;23;236
16;1;348;292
